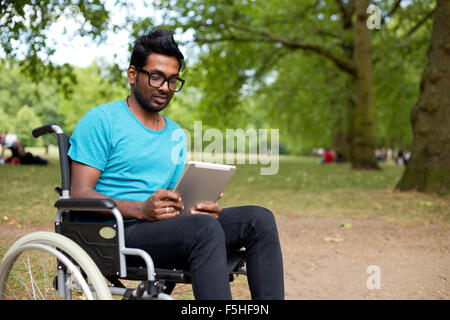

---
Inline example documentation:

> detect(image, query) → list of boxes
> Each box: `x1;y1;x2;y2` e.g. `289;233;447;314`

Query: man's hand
142;189;184;221
189;193;224;219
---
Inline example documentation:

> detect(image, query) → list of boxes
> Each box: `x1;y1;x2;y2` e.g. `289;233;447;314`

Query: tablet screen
174;161;236;214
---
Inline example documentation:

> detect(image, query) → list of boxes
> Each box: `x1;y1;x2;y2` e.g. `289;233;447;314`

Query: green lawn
1;148;449;227
221;155;450;226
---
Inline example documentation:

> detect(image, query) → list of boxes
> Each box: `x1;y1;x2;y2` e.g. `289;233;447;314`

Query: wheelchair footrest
124;267;191;283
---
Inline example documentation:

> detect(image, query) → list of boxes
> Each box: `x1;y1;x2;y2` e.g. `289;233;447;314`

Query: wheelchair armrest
54;198;117;210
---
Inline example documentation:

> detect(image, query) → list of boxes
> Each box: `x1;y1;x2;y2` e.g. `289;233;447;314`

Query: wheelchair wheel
0;232;112;300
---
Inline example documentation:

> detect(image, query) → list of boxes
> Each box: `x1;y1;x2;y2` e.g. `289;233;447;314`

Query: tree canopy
142;0;433;157
0;0;437;160
0;60;126;146
0;0;130;95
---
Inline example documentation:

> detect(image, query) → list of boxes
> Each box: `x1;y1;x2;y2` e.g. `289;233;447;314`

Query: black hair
130;28;185;71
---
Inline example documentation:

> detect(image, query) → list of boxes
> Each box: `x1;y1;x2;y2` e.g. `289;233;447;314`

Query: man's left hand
189;193;223;219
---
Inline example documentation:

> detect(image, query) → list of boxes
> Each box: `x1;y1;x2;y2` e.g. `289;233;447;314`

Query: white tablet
173;161;236;214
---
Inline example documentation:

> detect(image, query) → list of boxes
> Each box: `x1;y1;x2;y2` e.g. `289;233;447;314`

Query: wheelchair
0;124;246;300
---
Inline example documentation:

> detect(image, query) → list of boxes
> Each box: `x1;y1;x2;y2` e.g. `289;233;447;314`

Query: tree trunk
333;75;356;163
345;77;357;162
351;0;379;170
396;0;450;194
340;12;356;164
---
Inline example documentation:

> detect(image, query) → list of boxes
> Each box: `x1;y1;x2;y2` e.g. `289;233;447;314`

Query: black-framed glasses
135;67;185;92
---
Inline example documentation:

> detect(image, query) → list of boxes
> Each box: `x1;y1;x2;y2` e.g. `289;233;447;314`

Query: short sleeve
168;128;187;188
68;107;111;171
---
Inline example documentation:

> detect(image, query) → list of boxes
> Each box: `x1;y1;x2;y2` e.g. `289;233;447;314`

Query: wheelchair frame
0;124;246;300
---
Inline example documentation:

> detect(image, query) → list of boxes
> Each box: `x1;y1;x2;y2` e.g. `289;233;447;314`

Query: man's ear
127;65;137;86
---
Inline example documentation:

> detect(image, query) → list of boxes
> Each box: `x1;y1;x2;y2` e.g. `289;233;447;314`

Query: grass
1;148;449;227
0;147;60;225
220;155;450;226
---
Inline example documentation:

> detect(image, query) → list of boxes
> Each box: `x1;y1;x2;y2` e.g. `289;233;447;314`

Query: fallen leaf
324;236;344;243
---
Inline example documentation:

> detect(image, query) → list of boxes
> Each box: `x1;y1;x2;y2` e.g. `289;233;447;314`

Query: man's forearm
70;187;145;220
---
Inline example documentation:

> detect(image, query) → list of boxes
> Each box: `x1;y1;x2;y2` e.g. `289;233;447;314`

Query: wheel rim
0;243;94;300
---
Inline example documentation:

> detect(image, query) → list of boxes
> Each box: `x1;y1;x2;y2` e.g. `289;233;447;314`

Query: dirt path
1;216;449;300
277;215;449;299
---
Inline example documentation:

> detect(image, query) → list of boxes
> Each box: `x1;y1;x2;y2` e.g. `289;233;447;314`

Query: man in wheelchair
67;28;284;300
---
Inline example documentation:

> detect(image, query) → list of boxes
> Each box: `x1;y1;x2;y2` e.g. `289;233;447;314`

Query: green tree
0;107;12;133
397;0;450;194
14;105;42;147
0;60;128;143
58;62;127;134
148;0;433;168
0;60;63;144
0;0;119;94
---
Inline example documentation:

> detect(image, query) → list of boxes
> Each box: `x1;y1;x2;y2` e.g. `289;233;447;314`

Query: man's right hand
142;188;184;221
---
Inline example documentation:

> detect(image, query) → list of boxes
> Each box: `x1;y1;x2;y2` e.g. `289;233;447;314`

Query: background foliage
0;0;434;156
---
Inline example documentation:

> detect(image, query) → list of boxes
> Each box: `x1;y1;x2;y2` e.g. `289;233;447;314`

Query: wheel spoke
23;254;45;299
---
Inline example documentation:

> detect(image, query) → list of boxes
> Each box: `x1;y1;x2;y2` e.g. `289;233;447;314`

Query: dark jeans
124;205;284;300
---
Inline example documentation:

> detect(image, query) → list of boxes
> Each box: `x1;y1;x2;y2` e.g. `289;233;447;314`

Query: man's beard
133;76;170;113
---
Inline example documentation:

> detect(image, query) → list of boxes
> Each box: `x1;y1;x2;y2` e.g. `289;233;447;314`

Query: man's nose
159;80;170;92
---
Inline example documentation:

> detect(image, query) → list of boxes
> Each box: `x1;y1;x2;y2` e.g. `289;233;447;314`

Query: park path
1;216;449;299
277;215;449;299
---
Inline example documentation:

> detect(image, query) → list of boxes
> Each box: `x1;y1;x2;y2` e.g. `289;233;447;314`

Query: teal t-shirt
68;99;187;203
